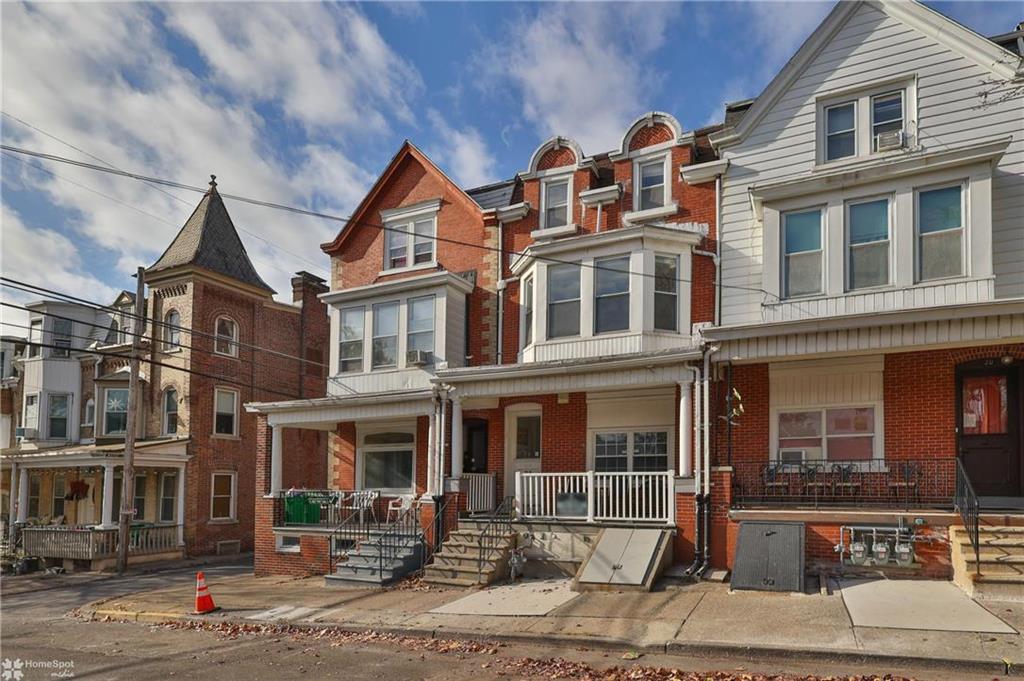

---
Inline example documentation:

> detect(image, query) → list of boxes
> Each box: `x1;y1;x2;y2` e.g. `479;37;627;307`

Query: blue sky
1;1;1019;333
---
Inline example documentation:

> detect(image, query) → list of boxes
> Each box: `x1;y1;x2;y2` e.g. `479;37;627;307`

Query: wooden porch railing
515;470;676;524
461;473;496;514
21;525;182;560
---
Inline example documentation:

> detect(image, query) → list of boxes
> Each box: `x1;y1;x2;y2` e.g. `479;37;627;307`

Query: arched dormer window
163;388;179;435
214;316;238;357
163;310;181;350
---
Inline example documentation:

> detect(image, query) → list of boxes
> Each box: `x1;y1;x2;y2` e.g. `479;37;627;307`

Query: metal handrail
374;504;420;578
329;502;382;573
476;496;515;582
954;456;981;574
421;494;456;570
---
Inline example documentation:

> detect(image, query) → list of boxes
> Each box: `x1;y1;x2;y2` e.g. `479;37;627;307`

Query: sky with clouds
1;1;1019;335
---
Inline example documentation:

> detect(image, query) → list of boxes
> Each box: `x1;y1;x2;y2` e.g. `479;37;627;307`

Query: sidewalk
80;572;1024;676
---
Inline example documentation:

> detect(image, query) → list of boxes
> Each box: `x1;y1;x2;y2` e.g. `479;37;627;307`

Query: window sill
162;347;183;355
531;223;578;241
769;274;994;307
378;262;437;278
211;433;241;441
208;518;238;525
622;203;678;225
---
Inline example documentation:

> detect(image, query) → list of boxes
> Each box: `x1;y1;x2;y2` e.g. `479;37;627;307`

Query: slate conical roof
147;176;275;294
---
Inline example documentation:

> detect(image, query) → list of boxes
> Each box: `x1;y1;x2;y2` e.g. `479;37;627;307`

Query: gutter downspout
683;364;702;577
496;220;505;365
714;175;722;326
438;388;448;496
698;345;719;577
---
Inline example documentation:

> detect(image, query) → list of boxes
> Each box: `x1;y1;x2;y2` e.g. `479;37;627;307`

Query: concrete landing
839;578;1016;634
429;578;579;616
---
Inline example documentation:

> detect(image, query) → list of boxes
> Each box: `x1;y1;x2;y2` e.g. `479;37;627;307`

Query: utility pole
117;266;146;575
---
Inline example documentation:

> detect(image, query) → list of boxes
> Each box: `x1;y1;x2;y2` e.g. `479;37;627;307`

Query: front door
505;408;542;494
957;360;1022;497
463;418;489;474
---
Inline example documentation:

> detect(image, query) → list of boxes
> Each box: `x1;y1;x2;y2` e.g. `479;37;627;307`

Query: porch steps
325;534;424;588
422;527;516;588
951;524;1024;602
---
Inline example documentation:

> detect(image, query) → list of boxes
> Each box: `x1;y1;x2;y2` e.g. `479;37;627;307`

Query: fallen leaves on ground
154;620;920;681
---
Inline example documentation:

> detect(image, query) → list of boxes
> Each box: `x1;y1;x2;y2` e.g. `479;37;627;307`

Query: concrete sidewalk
80;572;1024;676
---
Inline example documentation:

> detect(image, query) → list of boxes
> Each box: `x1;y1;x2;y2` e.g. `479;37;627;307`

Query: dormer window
542;178;570;229
825;102;855;161
817;79;913;163
380;201;439;272
638;159;666;210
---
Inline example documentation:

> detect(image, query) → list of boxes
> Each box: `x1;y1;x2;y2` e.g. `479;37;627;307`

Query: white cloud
473;3;681;153
426;110;499;188
0;2;411;298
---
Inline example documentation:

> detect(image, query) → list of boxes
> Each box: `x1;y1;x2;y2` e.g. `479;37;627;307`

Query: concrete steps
951;524;1024;602
325;538;424;588
422;526;515;587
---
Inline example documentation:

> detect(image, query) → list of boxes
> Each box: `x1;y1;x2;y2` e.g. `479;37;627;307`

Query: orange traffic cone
193;571;219;614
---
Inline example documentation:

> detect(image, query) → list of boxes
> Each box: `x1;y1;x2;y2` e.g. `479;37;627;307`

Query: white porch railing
461;473;497;514
515;470;675;525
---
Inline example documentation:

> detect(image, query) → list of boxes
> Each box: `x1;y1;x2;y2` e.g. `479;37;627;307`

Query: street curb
82;607;1022;676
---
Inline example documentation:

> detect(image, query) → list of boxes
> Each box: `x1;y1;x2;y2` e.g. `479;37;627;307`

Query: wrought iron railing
731;458;953;508
477;496;515;581
275;489;349;527
374;504;421;577
954;456;981;574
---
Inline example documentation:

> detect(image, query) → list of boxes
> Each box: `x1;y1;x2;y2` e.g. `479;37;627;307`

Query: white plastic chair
386;495;414;524
340;490;379;524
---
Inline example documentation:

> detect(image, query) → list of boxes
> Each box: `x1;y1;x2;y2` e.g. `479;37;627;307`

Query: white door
505;407;542;495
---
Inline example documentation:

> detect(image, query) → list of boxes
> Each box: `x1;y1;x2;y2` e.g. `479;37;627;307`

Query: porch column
270;424;283;495
679;380;693;477
100;463;116;528
450;396;463;479
7;463;17;541
16;466;28;522
175;464;186;546
425;399;437;498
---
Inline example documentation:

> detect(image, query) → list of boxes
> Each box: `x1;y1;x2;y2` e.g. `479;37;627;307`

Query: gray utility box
730;521;805;593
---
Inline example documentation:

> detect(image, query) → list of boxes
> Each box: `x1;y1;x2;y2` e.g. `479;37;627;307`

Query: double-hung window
371;302;399;369
384;217;435;270
163;388;178;435
214;317;238;357
542;178;569;229
27;474;40;517
52;319;72;357
522;276;534;347
211;472;236;520
48;394;69;439
24;394;39;431
52;474;66;518
84;398;95;427
871;92;903;150
594;430;670;472
777;407;876;462
28;319;41;357
339;307;365;374
654;254;679;331
638;158;666;210
547;263;581;339
825;102;855;161
406;296;434;364
847;198;890;290
782;209;823;298
594;256;630;334
917;184;963;281
214;388;238;436
163;311;180;350
104;388;128;435
159;473;176;522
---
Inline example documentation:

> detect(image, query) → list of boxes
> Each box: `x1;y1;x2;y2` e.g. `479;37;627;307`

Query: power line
0;143;777;299
1;277;329;369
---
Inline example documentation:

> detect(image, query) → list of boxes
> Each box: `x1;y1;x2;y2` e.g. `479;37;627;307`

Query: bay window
825;102;855;161
547;263;581;339
48;394;69;439
361;431;415;492
339;307;365;373
847;197;890;290
542;178;569;229
777;406;876;462
594;430;670;472
654;254;678;331
917;184;963;281
52;319;72;357
28;319;41;357
782;208;823;298
522;276;534;347
104;388;128;435
594;255;630;334
406;296;434;364
371;301;399;369
24;394;38;431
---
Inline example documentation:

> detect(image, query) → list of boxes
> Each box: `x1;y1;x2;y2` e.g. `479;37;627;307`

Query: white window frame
870;90;904;151
588;428;674;473
371;301;400;370
338;306;366;374
213;387;238;437
546;262;582;340
159;471;177;523
83;397;95;427
521;275;534;349
405;295;435;365
654;253;679;332
357;425;416;495
844;194;892;291
914;180;966;283
23;393;39;430
51;318;72;358
772;404;882;465
210;471;237;521
380;201;439;273
632;152;671;212
214;316;239;357
593;254;631;335
539;174;573;230
823;100;857;163
816;77;915;165
163;310;181;351
102;387;129;436
276;534;301;554
781;207;825;299
163;387;179;436
47;393;70;440
28;319;42;358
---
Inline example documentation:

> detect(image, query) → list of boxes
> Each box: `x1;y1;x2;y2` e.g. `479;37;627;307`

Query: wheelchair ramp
576;528;670;591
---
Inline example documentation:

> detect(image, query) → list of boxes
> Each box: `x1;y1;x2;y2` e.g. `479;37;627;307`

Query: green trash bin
284;495;307;524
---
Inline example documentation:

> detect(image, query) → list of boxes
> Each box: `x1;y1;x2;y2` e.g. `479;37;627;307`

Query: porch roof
1;437;190;468
245;388;436;428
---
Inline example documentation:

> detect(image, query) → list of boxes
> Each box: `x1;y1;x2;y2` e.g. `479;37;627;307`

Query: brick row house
1;180;328;569
250;0;1023;594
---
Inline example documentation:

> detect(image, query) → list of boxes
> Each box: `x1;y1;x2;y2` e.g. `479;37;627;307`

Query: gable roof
321;141;485;255
147;177;274;294
712;0;1023;149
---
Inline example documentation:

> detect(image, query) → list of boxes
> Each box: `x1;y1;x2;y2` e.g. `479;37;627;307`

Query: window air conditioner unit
875;129;904;151
778;449;805;466
406;350;430;367
15;427;36;439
